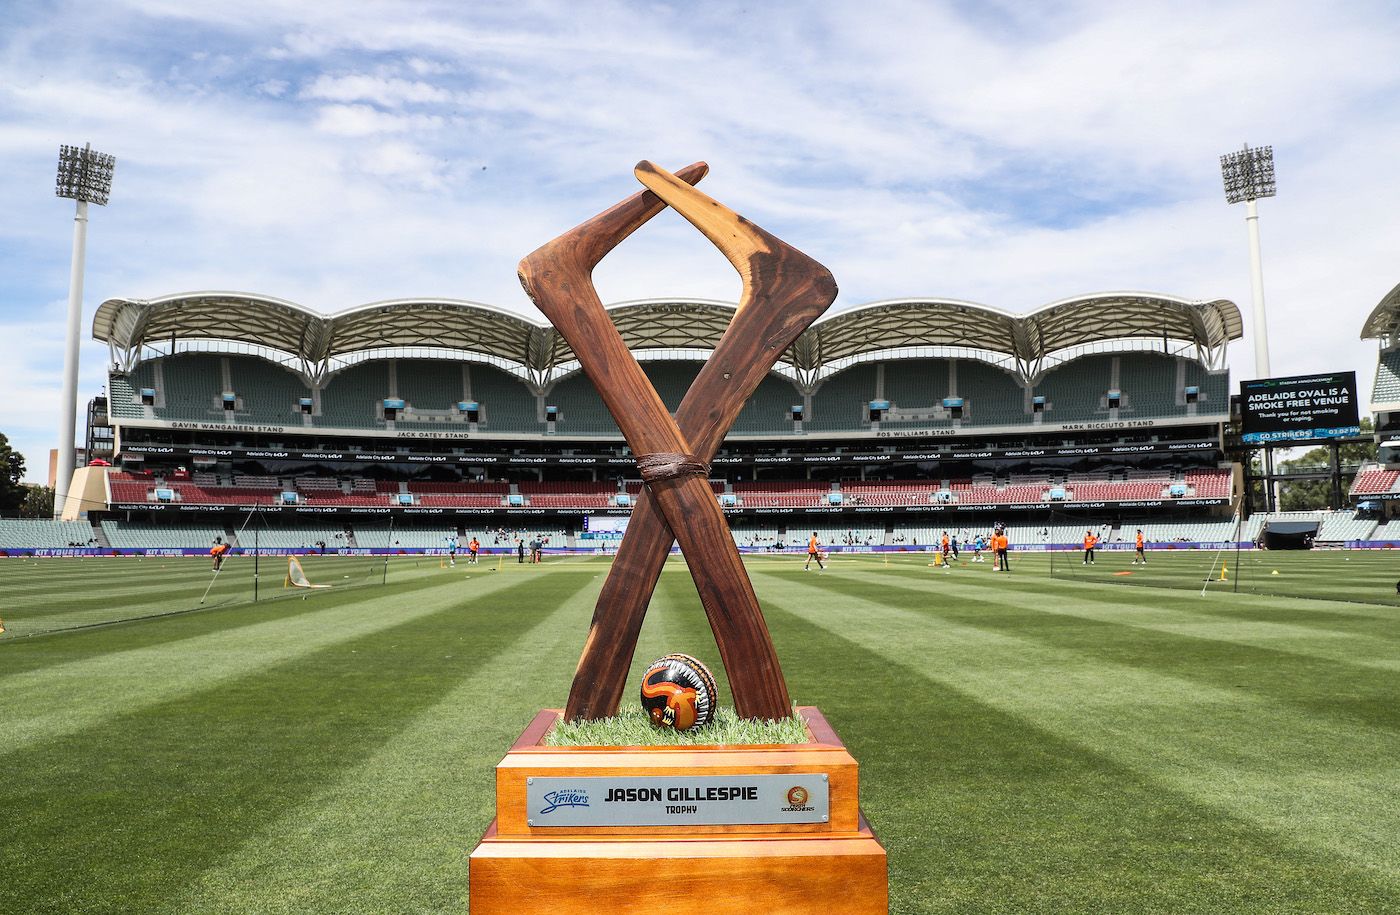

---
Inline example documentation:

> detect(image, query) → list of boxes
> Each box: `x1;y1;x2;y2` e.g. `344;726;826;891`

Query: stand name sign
527;774;830;827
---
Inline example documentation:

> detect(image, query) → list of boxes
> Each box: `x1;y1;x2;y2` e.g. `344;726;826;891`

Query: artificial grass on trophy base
545;705;810;747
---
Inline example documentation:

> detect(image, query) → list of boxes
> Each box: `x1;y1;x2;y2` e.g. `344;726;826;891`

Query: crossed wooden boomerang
519;161;837;722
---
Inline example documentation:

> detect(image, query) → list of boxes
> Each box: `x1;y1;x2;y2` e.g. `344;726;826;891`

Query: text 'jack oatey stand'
468;162;887;913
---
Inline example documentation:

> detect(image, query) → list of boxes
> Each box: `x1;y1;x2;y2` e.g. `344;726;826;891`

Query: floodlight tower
1220;143;1276;378
53;143;116;518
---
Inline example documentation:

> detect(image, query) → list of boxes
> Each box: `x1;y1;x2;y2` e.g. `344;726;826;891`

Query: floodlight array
55;144;116;205
1219;144;1275;205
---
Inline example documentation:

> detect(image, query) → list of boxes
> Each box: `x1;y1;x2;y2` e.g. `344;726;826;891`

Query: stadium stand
806;525;885;547
351;524;460;550
840;481;935;506
733;482;831;508
1181;360;1230;411
1372;349;1400;404
151;354;225;421
319;361;390;429
470;364;539;433
1105;521;1235;542
518;481;615;508
886;526;938;546
1350;466;1400;496
407;481;507;508
1116;353;1178;417
879;359;953;429
806;364;878;431
1316;512;1378;542
106;371;145;419
729;524;785;548
0;519;98;549
84;293;1247;553
547;371;616;435
732;373;803;434
250;526;350;549
643;362;702;412
228;355;309;424
1000;522;1114;546
955;360;1026;426
1032;355;1114;424
1184;469;1232;498
1369;519;1400;540
102;522;230;549
397;359;467;416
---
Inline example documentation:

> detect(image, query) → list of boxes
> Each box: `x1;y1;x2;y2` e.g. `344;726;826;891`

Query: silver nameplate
526;774;829;827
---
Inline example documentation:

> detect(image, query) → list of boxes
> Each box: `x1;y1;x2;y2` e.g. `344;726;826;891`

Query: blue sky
3;0;1400;480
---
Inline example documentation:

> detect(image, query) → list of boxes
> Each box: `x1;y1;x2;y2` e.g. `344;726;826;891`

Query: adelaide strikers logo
538;788;590;815
782;785;815;813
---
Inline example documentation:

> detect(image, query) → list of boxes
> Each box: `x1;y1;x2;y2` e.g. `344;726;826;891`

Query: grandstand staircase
90;520;111;548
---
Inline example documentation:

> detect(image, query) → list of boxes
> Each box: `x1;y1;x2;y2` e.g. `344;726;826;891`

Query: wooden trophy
469;162;888;914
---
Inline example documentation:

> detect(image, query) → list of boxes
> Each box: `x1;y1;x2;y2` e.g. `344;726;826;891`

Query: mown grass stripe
0;556;391;638
842;557;1400;667
0;568;547;755
0;559;455;676
160;572;601;915
0;569;599;914
995;558;1400;631
816;567;1400;733
756;593;1400;913
753;570;1400;879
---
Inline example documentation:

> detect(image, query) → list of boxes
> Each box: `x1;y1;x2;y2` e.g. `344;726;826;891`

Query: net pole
253;524;259;603
382;515;394;585
1233;503;1243;594
1200;501;1241;597
199;504;259;605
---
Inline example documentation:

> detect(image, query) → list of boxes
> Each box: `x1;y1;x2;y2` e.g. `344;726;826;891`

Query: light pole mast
53;143;116;518
1219;143;1276;378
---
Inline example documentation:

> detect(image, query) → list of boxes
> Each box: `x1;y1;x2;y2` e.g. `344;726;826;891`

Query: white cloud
311;103;446;136
302;73;454;107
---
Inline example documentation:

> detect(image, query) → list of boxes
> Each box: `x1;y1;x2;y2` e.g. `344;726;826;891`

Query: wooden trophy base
469;706;887;914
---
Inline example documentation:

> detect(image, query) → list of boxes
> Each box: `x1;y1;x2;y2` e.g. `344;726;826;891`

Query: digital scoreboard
1239;371;1360;444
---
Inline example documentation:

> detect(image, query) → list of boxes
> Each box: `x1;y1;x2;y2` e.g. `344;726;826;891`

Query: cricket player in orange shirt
1083;530;1098;565
1132;529;1146;565
804;532;826;571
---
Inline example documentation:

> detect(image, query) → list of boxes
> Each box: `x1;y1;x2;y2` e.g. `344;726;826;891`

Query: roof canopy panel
1025;293;1243;355
325;299;542;364
94;290;1243;383
1360;282;1400;341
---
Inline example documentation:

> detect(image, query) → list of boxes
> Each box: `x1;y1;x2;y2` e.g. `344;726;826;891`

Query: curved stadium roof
1360;281;1400;343
94;290;1242;387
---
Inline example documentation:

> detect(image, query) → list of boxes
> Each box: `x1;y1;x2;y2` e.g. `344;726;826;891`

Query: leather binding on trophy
469;162;888;914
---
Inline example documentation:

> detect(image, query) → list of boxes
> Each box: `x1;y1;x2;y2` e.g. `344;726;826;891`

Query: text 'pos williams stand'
468;162;888;913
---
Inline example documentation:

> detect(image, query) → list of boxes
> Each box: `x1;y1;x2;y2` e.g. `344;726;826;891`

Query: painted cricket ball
639;653;717;731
